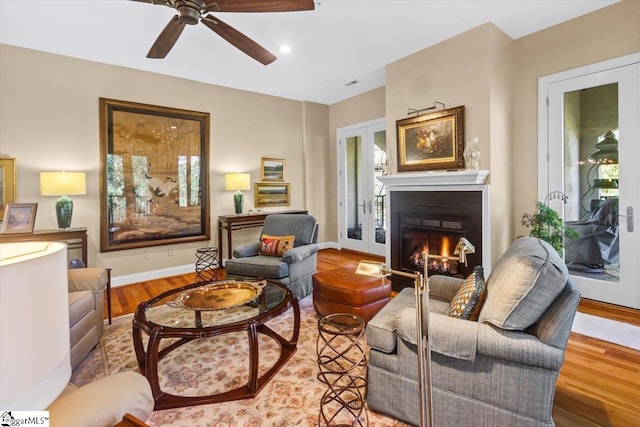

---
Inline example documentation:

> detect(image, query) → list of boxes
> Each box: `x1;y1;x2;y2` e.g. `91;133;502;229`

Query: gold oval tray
168;280;266;311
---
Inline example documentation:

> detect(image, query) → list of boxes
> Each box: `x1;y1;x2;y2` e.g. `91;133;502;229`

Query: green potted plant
521;202;578;255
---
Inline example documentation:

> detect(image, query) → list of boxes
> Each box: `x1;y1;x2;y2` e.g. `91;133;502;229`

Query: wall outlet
168;248;174;257
144;251;150;260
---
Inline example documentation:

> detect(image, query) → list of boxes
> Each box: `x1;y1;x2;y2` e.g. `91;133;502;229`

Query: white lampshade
225;173;251;191
0;242;71;410
40;172;87;196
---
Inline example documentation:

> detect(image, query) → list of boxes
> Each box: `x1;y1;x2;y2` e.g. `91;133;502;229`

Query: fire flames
410;236;459;275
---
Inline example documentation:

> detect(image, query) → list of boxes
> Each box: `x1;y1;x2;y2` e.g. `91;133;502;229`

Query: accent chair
365;237;581;426
224;214;319;299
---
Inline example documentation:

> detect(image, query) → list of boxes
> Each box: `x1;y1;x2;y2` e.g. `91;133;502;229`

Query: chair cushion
448;266;486;321
259;234;295;256
478;237;569;330
225;255;289;279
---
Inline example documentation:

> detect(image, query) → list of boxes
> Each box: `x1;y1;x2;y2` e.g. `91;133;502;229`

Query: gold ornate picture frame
396;106;465;172
255;182;290;207
260;157;285;181
0;158;16;221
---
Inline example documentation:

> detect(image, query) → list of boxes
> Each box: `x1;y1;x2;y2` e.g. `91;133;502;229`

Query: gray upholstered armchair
224;214;319;299
366;237;581;426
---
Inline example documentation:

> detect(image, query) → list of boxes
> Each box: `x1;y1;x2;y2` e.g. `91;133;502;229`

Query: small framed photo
260;157;285;181
255;183;290;207
1;203;38;234
396;105;465;172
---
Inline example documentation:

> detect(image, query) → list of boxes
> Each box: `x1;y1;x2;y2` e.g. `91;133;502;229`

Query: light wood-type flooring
106;249;640;426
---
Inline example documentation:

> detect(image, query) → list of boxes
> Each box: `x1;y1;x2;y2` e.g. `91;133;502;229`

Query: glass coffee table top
141;279;287;329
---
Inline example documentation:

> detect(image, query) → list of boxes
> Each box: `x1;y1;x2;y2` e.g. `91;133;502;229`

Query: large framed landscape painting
99;98;210;252
396;105;465;172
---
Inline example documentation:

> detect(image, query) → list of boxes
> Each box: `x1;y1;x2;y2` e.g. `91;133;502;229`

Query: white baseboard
318;241;339;250
111;264;195;287
112;241;340;287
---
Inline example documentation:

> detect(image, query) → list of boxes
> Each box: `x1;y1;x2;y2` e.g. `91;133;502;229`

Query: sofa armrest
68;268;108;293
477;323;565;370
282;243;319;263
396;307;479;361
233;242;260;258
428;275;465;302
47;372;154;427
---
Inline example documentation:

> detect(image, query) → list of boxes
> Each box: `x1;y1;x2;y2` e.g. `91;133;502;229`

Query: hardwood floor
106;249;640;426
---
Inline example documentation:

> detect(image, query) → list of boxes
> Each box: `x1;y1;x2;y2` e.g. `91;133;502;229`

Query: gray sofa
365;237;580;426
224;214;319;299
68;267;109;368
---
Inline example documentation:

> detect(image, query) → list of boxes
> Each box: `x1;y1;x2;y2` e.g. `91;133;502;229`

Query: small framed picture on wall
260;157;285;181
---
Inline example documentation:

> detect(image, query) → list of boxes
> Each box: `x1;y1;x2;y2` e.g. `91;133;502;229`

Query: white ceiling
0;0;617;105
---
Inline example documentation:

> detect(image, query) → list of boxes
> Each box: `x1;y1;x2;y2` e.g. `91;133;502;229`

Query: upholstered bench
312;270;391;322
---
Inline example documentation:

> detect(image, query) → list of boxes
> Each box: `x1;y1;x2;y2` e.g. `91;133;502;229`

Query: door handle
367;200;372;214
357;203;366;214
618;206;634;232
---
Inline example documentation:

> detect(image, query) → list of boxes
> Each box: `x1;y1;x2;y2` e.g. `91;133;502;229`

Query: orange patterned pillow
259;234;295;256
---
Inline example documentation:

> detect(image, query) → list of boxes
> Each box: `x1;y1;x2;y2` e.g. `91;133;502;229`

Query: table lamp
356;237;475;427
225;172;251;215
40;171;86;229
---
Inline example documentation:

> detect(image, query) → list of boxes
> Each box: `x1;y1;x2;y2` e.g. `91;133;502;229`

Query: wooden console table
217;210;308;263
0;227;88;266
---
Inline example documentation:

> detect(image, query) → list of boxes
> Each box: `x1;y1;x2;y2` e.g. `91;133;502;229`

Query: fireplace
380;171;490;292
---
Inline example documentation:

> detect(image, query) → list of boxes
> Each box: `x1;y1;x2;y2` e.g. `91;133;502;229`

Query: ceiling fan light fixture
279;45;291;54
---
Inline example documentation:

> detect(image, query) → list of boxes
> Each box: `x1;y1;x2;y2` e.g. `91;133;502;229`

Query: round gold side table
316;312;368;427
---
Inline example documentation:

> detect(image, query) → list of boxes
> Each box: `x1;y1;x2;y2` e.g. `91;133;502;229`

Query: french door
539;53;639;308
337;118;387;256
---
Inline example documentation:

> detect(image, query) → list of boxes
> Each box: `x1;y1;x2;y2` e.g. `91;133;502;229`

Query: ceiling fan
132;0;315;65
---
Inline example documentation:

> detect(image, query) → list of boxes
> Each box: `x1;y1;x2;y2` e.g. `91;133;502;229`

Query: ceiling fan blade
147;16;186;58
201;14;277;65
205;0;314;13
130;0;170;5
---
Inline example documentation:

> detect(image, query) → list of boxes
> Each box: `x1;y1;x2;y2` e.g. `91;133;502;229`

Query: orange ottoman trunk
312;270;392;322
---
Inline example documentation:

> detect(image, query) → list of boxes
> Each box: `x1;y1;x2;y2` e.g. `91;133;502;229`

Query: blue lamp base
233;191;244;215
55;195;73;229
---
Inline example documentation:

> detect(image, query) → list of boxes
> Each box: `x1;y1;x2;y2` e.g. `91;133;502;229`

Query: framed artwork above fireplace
396;105;465;172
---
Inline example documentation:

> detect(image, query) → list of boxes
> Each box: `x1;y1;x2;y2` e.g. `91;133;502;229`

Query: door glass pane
373;130;387;245
346;135;363;241
563;82;619;282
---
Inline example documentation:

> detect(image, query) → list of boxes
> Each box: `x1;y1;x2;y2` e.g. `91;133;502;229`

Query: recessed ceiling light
279;46;291;54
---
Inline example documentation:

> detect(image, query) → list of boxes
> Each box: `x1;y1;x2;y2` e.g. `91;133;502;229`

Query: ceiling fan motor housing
174;0;204;25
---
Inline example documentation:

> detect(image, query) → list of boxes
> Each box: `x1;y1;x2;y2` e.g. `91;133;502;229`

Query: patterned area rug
71;295;409;427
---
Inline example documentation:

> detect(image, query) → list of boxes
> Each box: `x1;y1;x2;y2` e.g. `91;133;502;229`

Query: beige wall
512;0;640;236
0;45;322;278
385;23;515;262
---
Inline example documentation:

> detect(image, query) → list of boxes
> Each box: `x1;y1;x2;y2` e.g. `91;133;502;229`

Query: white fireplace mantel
380;169;492;276
379;170;489;188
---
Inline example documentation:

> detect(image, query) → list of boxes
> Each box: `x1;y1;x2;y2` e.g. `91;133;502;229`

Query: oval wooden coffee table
132;279;300;410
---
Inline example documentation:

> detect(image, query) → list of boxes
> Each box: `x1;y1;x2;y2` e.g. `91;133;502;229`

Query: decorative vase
464;136;480;171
